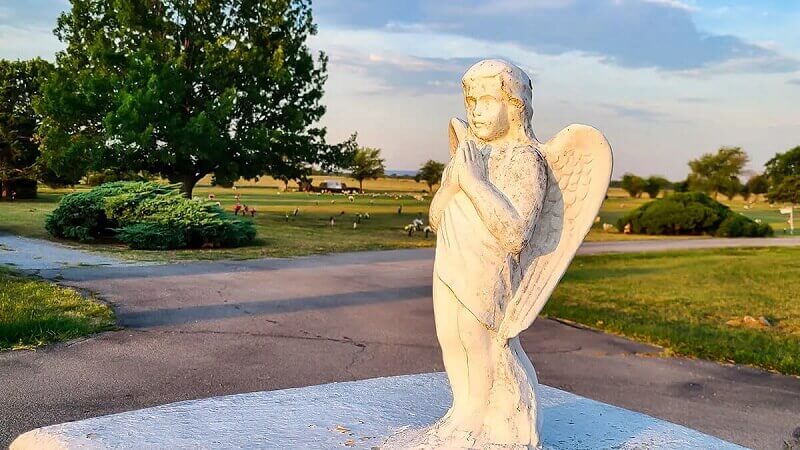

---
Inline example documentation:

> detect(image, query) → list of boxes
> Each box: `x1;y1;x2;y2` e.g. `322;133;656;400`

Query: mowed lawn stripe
547;247;800;375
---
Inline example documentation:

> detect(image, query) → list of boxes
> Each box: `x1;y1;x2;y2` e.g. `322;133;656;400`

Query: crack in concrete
133;327;437;351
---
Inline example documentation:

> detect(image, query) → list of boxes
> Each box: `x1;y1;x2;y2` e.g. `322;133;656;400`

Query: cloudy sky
2;0;799;179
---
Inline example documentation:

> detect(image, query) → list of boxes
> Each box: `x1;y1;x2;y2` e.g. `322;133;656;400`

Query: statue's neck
470;132;535;154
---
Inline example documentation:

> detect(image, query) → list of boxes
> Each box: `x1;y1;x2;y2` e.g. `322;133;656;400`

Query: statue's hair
462;59;536;144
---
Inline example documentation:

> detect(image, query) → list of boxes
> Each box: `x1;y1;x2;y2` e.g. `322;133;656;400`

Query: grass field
0;181;796;260
547;247;800;375
0;267;115;350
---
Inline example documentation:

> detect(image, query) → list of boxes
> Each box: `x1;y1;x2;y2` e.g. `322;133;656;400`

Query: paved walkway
2;248;799;448
3;234;800;271
0;235;139;270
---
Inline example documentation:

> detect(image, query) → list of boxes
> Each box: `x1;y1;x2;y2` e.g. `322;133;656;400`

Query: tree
671;178;690;193
687;147;748;199
767;175;800;205
349;147;384;192
0;58;54;198
643;176;670;199
37;0;351;197
745;174;769;198
764;146;800;185
620;173;646;198
415;160;445;192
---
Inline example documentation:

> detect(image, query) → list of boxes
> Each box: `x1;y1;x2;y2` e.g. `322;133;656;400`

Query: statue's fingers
465;141;475;162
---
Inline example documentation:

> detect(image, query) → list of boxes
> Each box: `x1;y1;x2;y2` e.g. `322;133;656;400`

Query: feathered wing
499;124;613;340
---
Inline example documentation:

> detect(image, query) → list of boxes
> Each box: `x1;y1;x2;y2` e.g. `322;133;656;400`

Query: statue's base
12;373;742;449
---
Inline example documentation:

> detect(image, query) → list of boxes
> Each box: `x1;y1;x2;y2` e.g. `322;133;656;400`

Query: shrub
47;181;256;249
46;181;167;241
45;188;111;241
716;214;773;238
117;222;187;250
617;192;771;237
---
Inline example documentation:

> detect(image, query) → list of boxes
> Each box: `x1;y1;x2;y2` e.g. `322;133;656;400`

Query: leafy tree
745;174;769;198
0;58;54;198
37;0;352;197
767;175;800;205
671;178;690;193
720;177;744;201
643;176;670;199
765;146;800;185
739;183;751;202
687;147;748;199
349;147;384;192
620;173;646;198
414;160;445;192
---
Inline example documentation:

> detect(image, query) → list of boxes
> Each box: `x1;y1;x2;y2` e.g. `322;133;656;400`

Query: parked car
319;180;350;193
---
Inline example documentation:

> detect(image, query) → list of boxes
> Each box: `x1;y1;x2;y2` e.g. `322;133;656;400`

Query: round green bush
117;222;187;250
716;214;773;238
45;181;170;241
617;192;772;237
46;181;256;249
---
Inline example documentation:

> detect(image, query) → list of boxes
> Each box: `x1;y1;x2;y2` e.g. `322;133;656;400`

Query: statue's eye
466;97;476;109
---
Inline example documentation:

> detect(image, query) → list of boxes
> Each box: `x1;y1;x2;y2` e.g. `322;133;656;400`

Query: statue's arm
460;147;547;254
428;161;458;232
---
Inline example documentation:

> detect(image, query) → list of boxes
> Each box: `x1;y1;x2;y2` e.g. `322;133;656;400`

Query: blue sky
1;0;799;179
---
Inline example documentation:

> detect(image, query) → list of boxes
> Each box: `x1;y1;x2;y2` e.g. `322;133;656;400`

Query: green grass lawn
0;184;795;260
0;266;115;350
546;247;800;375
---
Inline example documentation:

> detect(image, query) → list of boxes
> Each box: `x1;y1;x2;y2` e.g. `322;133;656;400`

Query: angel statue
385;60;612;449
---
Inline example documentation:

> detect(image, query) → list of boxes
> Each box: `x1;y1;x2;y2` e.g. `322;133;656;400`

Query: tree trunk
359;179;364;193
180;175;199;198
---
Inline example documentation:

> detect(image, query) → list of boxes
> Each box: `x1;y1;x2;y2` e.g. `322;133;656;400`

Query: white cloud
641;0;696;12
0;25;63;60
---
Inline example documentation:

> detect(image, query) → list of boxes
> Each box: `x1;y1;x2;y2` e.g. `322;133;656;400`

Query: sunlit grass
0;184;794;261
548;247;800;375
0;266;115;350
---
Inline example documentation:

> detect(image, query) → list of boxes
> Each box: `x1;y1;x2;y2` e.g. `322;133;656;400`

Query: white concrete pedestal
12;373;745;449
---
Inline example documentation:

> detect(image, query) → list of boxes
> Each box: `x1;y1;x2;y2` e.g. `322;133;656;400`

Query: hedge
46;181;256;249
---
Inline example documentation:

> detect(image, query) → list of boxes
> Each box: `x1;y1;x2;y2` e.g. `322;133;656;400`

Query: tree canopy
0;58;54;197
767;175;800;205
414;160;445;192
349;147;384;192
643;176;670;199
745;174;769;197
765;146;800;185
687;147;748;200
37;0;353;197
620;173;646;198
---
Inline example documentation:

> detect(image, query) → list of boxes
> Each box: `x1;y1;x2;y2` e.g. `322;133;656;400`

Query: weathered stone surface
421;59;612;447
11;373;743;450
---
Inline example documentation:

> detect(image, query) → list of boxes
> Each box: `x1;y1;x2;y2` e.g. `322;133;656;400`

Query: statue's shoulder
510;144;547;171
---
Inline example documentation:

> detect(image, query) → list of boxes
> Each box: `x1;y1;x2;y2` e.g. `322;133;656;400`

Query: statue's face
464;76;510;141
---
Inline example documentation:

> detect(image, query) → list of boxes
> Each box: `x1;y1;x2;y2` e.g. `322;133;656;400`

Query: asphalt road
2;244;800;449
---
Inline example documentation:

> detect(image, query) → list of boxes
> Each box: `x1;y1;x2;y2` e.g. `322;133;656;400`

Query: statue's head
462;59;534;144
